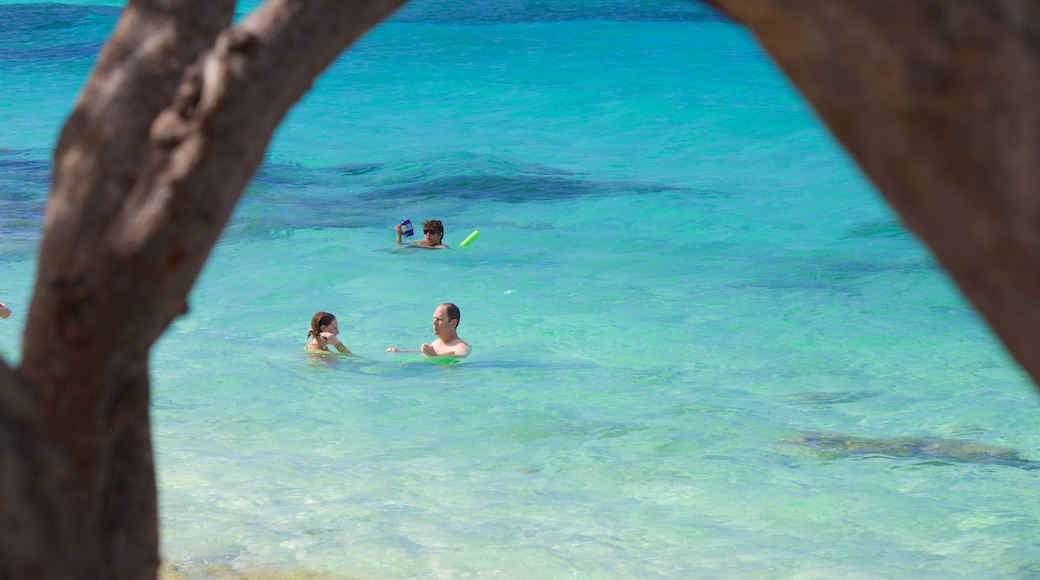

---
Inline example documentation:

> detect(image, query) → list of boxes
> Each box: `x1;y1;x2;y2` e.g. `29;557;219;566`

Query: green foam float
458;230;480;248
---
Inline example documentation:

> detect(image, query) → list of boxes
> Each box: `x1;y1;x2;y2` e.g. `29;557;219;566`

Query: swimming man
387;302;470;358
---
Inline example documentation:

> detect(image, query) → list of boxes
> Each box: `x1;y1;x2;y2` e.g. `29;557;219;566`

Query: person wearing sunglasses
395;219;449;249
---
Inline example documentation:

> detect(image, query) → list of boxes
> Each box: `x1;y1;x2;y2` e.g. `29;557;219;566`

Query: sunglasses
424;229;441;235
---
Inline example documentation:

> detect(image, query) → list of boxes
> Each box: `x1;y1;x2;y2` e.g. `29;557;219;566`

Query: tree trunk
706;0;1040;391
3;0;407;577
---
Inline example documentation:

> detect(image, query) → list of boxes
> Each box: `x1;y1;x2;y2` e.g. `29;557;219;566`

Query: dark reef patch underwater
784;433;1040;470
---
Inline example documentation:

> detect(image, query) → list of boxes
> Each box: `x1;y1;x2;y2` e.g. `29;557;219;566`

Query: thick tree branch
0;362;91;577
24;0;236;463
11;2;236;576
11;0;407;576
708;0;1040;391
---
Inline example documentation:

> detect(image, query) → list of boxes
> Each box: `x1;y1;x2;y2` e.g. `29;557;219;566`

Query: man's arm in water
421;341;470;358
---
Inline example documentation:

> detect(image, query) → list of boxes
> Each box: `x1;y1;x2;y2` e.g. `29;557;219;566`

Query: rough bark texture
1;0;407;577
706;0;1040;391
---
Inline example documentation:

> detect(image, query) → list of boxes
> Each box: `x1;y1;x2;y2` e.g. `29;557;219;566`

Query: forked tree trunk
707;0;1040;391
2;0;1040;577
0;0;407;577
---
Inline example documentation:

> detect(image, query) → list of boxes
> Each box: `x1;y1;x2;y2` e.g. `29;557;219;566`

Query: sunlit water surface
1;1;1038;578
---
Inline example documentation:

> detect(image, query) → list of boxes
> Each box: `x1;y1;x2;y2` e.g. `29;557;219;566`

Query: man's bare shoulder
450;338;471;355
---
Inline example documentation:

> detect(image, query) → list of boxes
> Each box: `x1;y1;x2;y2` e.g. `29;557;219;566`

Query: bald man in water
387;302;470;358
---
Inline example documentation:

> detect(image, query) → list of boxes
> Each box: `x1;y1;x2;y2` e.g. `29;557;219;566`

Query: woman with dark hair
305;311;353;355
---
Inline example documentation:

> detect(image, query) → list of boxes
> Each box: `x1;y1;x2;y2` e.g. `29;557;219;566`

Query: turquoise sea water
2;2;1040;578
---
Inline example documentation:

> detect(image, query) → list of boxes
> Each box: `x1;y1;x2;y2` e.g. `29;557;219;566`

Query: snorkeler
387;302;470;358
305;311;354;355
0;302;10;319
396;219;449;249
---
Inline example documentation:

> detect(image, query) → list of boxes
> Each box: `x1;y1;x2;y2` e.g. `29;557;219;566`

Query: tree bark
706;0;1040;391
0;362;92;578
4;0;407;577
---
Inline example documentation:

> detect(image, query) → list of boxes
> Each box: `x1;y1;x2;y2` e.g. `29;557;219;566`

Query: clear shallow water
2;2;1040;578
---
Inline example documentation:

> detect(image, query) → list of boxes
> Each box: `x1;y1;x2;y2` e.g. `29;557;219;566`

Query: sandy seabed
160;562;353;580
